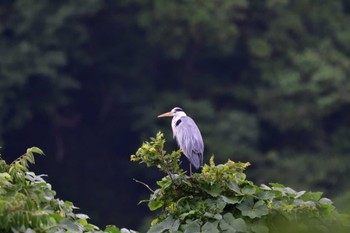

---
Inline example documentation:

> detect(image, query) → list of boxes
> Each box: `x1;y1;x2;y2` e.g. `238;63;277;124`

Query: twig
10;153;26;167
133;178;155;193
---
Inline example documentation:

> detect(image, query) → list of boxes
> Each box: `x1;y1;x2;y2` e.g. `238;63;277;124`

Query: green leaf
241;185;256;195
204;212;222;220
237;198;269;219
0;172;11;180
147;221;170;233
221;195;240;205
148;199;164;211
283;187;297;195
170;219;180;232
201;221;219;233
184;221;200;233
60;218;83;232
301;191;323;202
269;183;285;188
104;225;121;233
50;213;63;223
260;184;271;191
121;229;138;233
203;184;223;197
219;213;247;233
29;147;44;155
319;197;333;205
179;210;197;220
76;213;90;219
295;191;306;198
228;181;241;194
148;216;178;233
257;191;275;200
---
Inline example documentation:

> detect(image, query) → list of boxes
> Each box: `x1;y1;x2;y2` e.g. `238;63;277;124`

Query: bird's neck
172;114;184;124
172;112;186;122
171;112;186;137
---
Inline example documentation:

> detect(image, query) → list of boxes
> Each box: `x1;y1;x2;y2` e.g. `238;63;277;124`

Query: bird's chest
171;116;183;138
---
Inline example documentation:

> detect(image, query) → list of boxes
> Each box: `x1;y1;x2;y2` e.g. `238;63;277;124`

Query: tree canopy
1;0;350;230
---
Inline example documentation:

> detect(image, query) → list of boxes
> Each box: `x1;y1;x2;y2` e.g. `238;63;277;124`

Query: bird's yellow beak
157;112;174;118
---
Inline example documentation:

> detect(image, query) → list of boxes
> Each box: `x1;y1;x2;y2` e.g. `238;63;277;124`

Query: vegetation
1;0;350;229
132;133;350;233
1;135;349;232
0;148;133;233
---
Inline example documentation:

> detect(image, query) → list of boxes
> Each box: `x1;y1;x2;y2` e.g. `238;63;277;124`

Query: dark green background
1;0;350;231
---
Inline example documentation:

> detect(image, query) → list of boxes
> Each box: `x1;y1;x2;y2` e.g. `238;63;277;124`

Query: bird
158;107;204;176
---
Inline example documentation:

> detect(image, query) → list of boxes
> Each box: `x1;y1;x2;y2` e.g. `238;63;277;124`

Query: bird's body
158;107;204;175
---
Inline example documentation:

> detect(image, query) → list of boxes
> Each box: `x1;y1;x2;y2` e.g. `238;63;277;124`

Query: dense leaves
0;0;101;135
1;0;350;230
0;148;134;233
131;132;183;176
132;133;350;233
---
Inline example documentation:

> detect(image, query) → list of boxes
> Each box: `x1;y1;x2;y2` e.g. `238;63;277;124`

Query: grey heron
158;107;204;176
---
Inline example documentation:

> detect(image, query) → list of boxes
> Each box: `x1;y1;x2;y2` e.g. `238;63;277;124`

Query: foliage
253;0;350;132
130;0;247;58
0;147;134;233
0;0;101;138
1;0;350;230
132;133;350;233
131;132;183;176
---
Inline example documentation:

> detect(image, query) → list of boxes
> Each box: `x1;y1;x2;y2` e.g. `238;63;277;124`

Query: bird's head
158;107;187;118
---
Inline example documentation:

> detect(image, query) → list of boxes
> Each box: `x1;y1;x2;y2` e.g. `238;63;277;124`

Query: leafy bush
0;147;133;233
132;132;350;233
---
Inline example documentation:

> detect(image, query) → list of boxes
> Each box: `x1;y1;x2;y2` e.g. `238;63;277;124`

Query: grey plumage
158;107;204;173
172;116;203;169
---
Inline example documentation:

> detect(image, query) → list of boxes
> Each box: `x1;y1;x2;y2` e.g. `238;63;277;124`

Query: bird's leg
189;163;193;177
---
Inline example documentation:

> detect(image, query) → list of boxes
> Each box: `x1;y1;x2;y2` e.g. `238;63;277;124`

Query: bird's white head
158;107;187;118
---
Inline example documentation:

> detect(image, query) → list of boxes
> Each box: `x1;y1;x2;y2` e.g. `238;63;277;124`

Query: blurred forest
1;0;350;231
